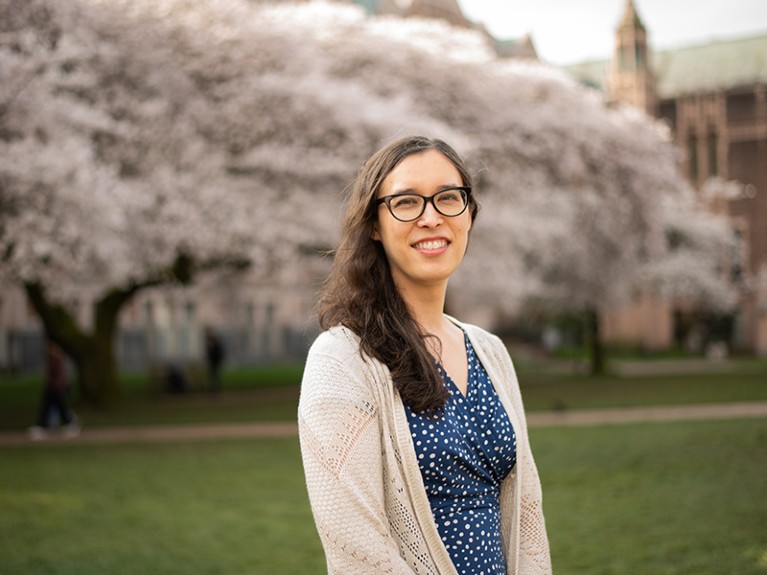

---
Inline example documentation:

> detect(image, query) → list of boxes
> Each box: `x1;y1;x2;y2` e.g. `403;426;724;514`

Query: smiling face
372;149;472;294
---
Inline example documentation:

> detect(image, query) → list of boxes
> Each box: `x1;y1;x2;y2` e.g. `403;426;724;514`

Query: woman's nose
417;201;443;226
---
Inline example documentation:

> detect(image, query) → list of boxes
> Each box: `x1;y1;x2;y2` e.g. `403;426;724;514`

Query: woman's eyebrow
389;183;462;195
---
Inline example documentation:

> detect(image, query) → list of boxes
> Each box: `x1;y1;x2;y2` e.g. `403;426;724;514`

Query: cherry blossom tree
1;0;276;402
0;0;448;402
643;187;738;313
1;0;735;400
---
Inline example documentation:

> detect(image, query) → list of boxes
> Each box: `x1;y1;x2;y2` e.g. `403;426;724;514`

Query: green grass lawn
0;365;303;431
1;418;765;574
1;359;765;431
0;438;324;575
534;418;767;574
518;370;767;412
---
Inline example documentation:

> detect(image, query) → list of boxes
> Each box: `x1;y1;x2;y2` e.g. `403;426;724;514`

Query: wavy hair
317;136;479;413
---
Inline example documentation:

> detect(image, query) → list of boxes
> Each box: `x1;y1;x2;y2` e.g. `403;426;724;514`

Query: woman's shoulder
306;324;364;363
301;325;383;407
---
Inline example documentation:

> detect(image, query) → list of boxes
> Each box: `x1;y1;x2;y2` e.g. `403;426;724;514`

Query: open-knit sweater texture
298;320;552;575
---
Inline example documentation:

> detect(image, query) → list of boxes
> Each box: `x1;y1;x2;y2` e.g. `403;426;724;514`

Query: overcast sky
456;0;767;66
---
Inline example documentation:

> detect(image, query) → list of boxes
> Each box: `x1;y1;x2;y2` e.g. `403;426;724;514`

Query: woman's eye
392;196;419;208
438;192;460;203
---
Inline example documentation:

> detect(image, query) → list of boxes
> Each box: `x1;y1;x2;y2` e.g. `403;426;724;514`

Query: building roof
618;0;646;32
654;34;767;98
566;59;610;91
493;34;537;60
352;0;376;14
566;33;767;99
349;0;538;59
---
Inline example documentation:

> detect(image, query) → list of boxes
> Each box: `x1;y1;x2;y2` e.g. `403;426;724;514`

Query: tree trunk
585;307;605;375
25;282;138;407
23;253;210;405
73;336;120;406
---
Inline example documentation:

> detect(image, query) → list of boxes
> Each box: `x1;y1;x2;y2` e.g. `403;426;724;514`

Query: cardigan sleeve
298;335;419;575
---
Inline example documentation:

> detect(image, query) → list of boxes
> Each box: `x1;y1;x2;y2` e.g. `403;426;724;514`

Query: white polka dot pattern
406;333;516;575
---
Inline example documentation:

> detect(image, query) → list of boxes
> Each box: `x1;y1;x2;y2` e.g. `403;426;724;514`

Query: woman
299;136;551;575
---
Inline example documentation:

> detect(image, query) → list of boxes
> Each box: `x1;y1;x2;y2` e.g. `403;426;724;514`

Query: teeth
414;240;447;250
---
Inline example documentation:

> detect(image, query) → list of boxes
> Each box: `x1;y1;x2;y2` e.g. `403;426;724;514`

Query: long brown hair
317;135;479;413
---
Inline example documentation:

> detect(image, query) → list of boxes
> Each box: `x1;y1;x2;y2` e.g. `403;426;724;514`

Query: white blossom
0;0;735;329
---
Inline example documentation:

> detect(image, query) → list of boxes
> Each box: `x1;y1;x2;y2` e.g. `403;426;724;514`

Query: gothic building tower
594;0;767;354
607;0;657;115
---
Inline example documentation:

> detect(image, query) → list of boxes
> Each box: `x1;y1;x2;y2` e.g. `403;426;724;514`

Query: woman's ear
372;221;381;241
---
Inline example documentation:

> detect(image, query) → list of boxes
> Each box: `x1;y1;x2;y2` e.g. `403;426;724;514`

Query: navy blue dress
405;333;517;575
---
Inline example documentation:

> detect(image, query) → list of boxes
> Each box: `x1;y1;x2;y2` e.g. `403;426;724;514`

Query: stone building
567;0;767;354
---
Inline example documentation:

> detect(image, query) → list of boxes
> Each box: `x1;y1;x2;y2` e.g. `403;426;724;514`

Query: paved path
1;401;766;447
525;401;767;427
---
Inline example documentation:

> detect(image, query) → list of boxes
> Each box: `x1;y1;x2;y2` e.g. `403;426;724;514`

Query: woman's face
372;149;472;294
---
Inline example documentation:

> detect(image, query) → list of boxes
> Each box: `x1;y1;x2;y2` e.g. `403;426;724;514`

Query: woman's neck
397;281;451;337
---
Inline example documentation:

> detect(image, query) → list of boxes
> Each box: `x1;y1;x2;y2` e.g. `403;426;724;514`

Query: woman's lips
412;238;449;254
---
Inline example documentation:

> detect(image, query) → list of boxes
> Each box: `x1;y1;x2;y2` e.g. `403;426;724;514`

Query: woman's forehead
380;150;461;195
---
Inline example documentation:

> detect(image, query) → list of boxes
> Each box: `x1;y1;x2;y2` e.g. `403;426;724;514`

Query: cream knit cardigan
298;320;552;575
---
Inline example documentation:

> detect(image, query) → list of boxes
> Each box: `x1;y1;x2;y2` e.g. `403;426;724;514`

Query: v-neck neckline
439;330;471;399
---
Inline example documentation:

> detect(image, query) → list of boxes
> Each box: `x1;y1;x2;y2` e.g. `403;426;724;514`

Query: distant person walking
204;328;225;394
28;340;80;440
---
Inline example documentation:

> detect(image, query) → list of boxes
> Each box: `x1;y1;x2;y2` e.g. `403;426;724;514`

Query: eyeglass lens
389;189;467;221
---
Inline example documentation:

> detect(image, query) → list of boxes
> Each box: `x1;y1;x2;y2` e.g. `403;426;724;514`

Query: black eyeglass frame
375;186;472;222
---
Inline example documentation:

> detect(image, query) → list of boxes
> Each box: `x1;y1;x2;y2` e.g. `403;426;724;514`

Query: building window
687;134;698;182
727;91;756;125
659;101;676;130
707;133;718;177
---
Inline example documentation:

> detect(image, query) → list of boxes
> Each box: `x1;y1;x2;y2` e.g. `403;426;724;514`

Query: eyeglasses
375;187;471;222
